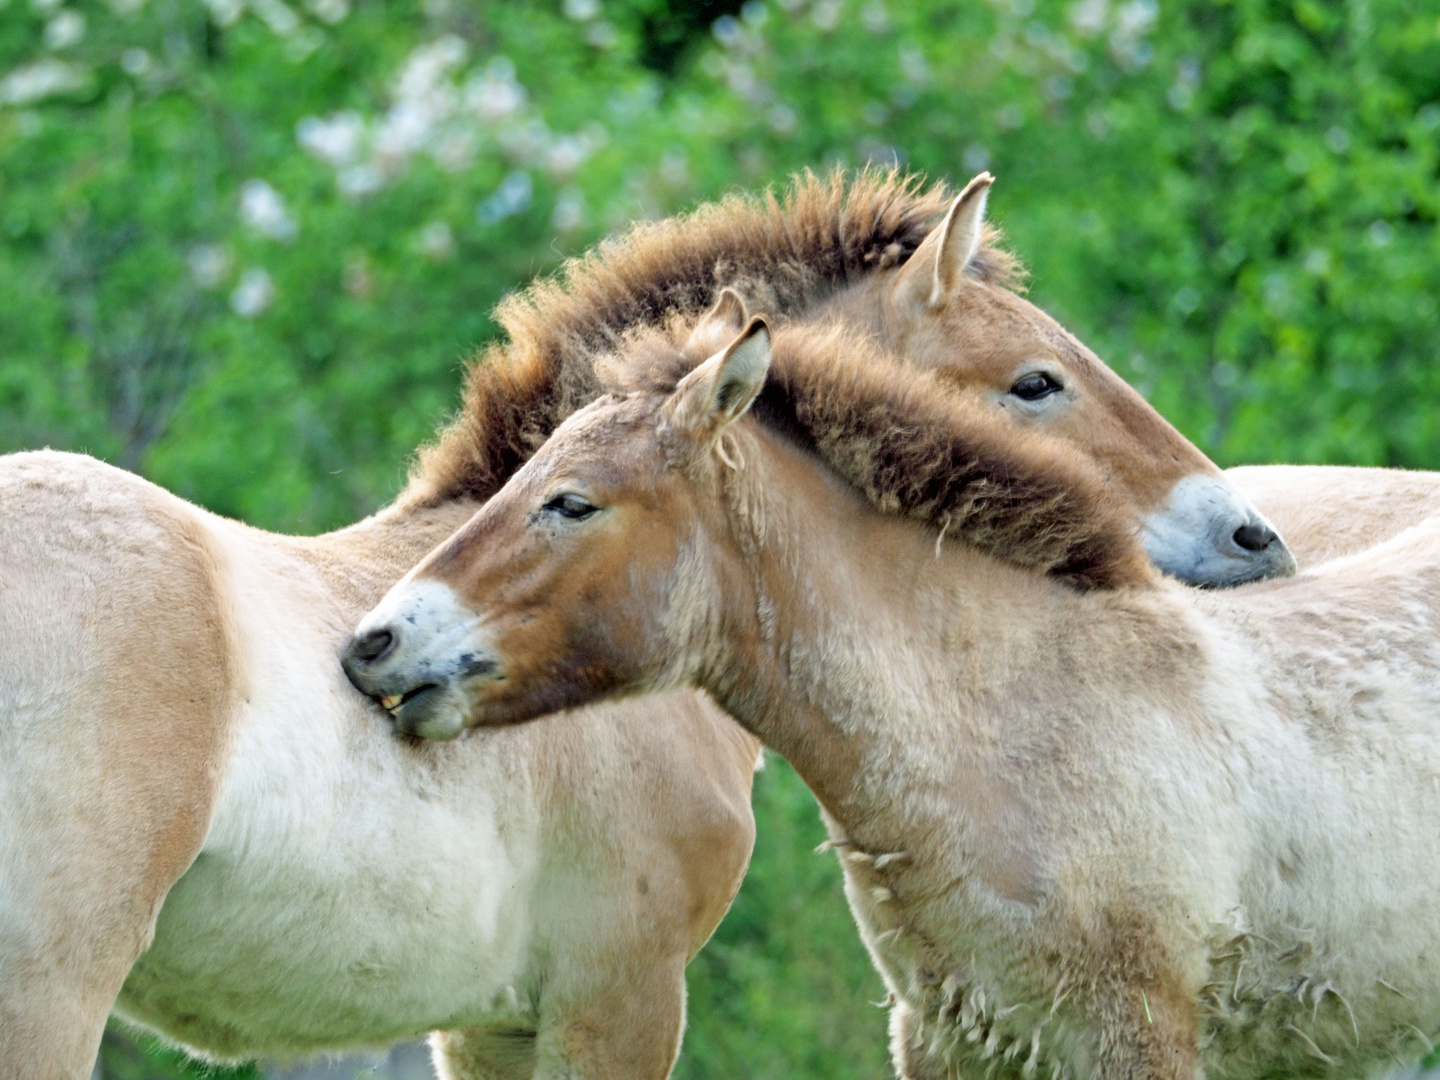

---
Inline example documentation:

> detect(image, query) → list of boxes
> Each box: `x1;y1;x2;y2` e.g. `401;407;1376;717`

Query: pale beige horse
350;315;1440;1080
0;171;1261;1080
0;171;1379;1079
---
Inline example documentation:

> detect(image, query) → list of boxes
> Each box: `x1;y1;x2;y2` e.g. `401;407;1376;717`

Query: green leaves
3;1;1437;1076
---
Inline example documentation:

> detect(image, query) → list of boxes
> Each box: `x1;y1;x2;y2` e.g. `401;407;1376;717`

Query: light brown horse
0;170;1377;1079
411;170;1295;591
348;315;1440;1080
4;170;1245;1080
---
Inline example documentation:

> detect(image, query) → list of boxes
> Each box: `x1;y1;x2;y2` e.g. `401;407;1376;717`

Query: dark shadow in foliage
634;0;749;77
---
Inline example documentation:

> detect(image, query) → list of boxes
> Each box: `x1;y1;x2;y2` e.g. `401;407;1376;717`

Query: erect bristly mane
402;169;1023;509
609;320;1152;592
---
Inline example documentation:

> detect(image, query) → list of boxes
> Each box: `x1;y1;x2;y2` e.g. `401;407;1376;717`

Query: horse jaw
1141;473;1298;587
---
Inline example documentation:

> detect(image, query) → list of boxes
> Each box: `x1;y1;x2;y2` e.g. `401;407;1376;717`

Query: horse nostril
349;628;396;666
1233;523;1278;553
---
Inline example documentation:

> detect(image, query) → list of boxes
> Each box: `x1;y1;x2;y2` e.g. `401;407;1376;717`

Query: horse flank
403;169;1021;509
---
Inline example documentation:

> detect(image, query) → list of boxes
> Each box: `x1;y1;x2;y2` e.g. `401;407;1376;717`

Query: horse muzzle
341;578;501;740
1141;473;1298;587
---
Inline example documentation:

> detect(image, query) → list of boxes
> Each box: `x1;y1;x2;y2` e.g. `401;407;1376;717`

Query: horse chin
391;682;470;741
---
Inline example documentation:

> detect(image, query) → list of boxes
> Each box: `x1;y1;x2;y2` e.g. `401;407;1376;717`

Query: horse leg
431;1028;538;1080
0;963;112;1080
0;817;191;1080
530;955;688;1079
0;459;233;1079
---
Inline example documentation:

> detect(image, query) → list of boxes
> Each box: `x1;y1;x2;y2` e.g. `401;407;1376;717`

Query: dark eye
543;493;598;520
1009;372;1063;401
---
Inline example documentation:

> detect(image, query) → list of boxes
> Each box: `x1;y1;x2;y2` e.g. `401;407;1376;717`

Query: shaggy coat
2;167;1424;1080
405;169;1293;589
352;316;1440;1080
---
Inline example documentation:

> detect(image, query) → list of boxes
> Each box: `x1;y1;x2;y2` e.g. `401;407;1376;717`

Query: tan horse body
0;171;1372;1079
1227;463;1440;568
354;317;1440;1080
0;450;758;1080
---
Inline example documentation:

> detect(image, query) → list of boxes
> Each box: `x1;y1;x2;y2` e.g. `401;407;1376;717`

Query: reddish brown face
868;173;1295;587
341;393;718;739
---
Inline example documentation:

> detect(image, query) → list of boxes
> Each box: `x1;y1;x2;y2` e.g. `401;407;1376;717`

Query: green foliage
97;1026;260;1080
1;0;1436;1077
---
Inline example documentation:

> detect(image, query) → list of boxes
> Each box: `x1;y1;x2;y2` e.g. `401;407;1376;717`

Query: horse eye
1009;372;1062;401
543;493;598;520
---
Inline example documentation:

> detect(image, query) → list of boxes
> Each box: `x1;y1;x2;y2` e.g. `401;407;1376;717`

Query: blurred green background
1;0;1436;1077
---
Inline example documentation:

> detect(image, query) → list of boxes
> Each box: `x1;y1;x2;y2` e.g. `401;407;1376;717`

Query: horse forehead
930;287;1059;365
542;394;664;468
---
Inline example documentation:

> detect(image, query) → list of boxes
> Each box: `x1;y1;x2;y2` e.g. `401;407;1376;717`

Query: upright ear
668;316;772;439
685;287;750;354
894;171;994;309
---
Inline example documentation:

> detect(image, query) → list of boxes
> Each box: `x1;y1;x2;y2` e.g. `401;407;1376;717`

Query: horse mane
609;320;1152;592
401;168;1023;508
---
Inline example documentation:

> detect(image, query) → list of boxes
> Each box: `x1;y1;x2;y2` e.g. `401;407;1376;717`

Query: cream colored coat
0;451;758;1080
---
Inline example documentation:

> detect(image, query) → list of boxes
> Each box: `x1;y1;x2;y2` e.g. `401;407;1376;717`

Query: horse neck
699;421;1186;841
275;498;486;617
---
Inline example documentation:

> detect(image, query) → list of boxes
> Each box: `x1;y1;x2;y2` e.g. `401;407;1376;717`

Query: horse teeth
379;694;402;710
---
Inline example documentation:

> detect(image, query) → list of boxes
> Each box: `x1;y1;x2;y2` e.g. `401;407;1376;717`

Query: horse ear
669;316;772;438
895;172;994;308
685;287;750;354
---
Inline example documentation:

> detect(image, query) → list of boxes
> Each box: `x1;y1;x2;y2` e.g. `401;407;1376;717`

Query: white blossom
188;244;232;289
44;11;85;50
121;48;152;76
306;0;348;23
239;179;297;241
337;165;383;199
477;171;533;225
230;268;276;316
250;0;301;36
297;111;365;167
417;221;455;260
202;0;244;27
552;187;585;231
0;59;88;105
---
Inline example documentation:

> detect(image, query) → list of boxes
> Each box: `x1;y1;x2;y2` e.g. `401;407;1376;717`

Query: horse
0;169;1376;1079
347;313;1440;1080
3;169;1284;1080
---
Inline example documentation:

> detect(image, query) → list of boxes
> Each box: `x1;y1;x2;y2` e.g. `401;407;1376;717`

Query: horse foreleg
0;966;111;1080
431;1027;538;1080
529;955;688;1080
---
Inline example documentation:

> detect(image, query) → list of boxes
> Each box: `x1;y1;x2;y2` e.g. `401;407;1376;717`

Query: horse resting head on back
348;312;1440;1080
404;170;1294;593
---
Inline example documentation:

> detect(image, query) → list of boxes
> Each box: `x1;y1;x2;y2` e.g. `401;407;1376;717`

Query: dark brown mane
612;320;1151;591
402;169;1022;508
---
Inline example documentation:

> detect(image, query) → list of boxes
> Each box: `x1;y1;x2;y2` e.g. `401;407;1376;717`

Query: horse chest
840;851;1076;1076
116;680;548;1056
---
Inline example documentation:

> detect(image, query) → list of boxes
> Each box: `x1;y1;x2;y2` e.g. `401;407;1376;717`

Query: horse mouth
379;684;439;715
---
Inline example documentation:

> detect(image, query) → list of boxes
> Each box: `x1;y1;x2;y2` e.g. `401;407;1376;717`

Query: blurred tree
1;1;1436;1078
